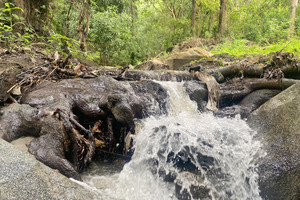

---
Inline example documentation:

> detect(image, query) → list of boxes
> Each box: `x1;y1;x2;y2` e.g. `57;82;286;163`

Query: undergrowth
211;39;300;57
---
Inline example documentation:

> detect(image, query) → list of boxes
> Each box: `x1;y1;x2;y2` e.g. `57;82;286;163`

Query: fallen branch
6;83;19;94
46;66;58;78
58;109;95;172
219;78;300;106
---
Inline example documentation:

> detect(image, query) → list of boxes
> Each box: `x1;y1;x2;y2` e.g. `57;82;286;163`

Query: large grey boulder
247;83;300;200
0;139;97;200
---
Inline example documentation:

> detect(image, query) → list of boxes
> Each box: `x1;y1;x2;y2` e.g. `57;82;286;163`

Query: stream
80;82;264;200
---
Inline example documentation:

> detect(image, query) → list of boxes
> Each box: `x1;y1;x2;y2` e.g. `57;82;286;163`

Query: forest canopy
0;0;299;66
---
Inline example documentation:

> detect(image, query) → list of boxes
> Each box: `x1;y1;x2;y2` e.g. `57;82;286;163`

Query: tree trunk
191;0;196;36
130;0;135;25
65;2;74;37
77;0;91;52
130;0;135;34
196;1;201;37
12;0;52;35
218;0;227;37
289;0;299;38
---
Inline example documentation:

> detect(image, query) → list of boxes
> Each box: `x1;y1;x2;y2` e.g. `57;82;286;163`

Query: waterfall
81;82;264;200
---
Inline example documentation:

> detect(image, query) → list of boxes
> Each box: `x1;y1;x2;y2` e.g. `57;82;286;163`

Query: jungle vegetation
0;0;299;66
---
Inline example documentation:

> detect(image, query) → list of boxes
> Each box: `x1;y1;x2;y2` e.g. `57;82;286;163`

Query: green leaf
66;42;72;47
2;8;11;12
88;97;94;103
12;14;19;20
12;7;22;11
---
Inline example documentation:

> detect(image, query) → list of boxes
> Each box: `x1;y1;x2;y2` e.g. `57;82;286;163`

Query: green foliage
93;0;127;13
211;38;300;57
227;0;291;43
52;0;78;38
90;7;135;65
12;0;300;65
0;2;36;46
0;3;24;33
47;32;83;58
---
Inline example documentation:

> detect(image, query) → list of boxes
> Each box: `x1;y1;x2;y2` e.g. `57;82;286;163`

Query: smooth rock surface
247;82;300;200
183;80;208;110
0;139;97;200
162;47;212;70
134;60;170;71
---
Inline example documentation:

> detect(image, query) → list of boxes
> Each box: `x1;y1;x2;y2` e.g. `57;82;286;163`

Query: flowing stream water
80;82;264;200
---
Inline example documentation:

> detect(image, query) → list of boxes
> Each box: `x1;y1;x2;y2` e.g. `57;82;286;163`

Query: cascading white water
81;82;264;200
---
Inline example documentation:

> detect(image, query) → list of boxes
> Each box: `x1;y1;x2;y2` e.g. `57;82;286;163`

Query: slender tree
218;0;227;37
130;0;135;24
196;1;201;37
76;0;91;52
64;1;74;37
191;0;196;36
289;0;299;38
130;0;135;34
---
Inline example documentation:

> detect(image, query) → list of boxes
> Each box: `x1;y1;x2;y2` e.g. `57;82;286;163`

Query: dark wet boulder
238;89;280;112
21;76;168;122
107;93;135;131
0;103;81;180
215;89;281;118
131;80;168;117
147;125;214;200
247;82;300;200
0;104;41;141
175;172;212;200
0;76;169;180
183;80;208;110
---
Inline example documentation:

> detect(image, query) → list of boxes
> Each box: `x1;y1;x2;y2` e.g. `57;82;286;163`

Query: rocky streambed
1;48;300;199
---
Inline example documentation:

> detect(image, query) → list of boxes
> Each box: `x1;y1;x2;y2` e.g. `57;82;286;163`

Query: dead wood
245;78;299;90
58;109;95;172
217;52;300;80
195;71;220;111
219;78;300;107
218;64;263;78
